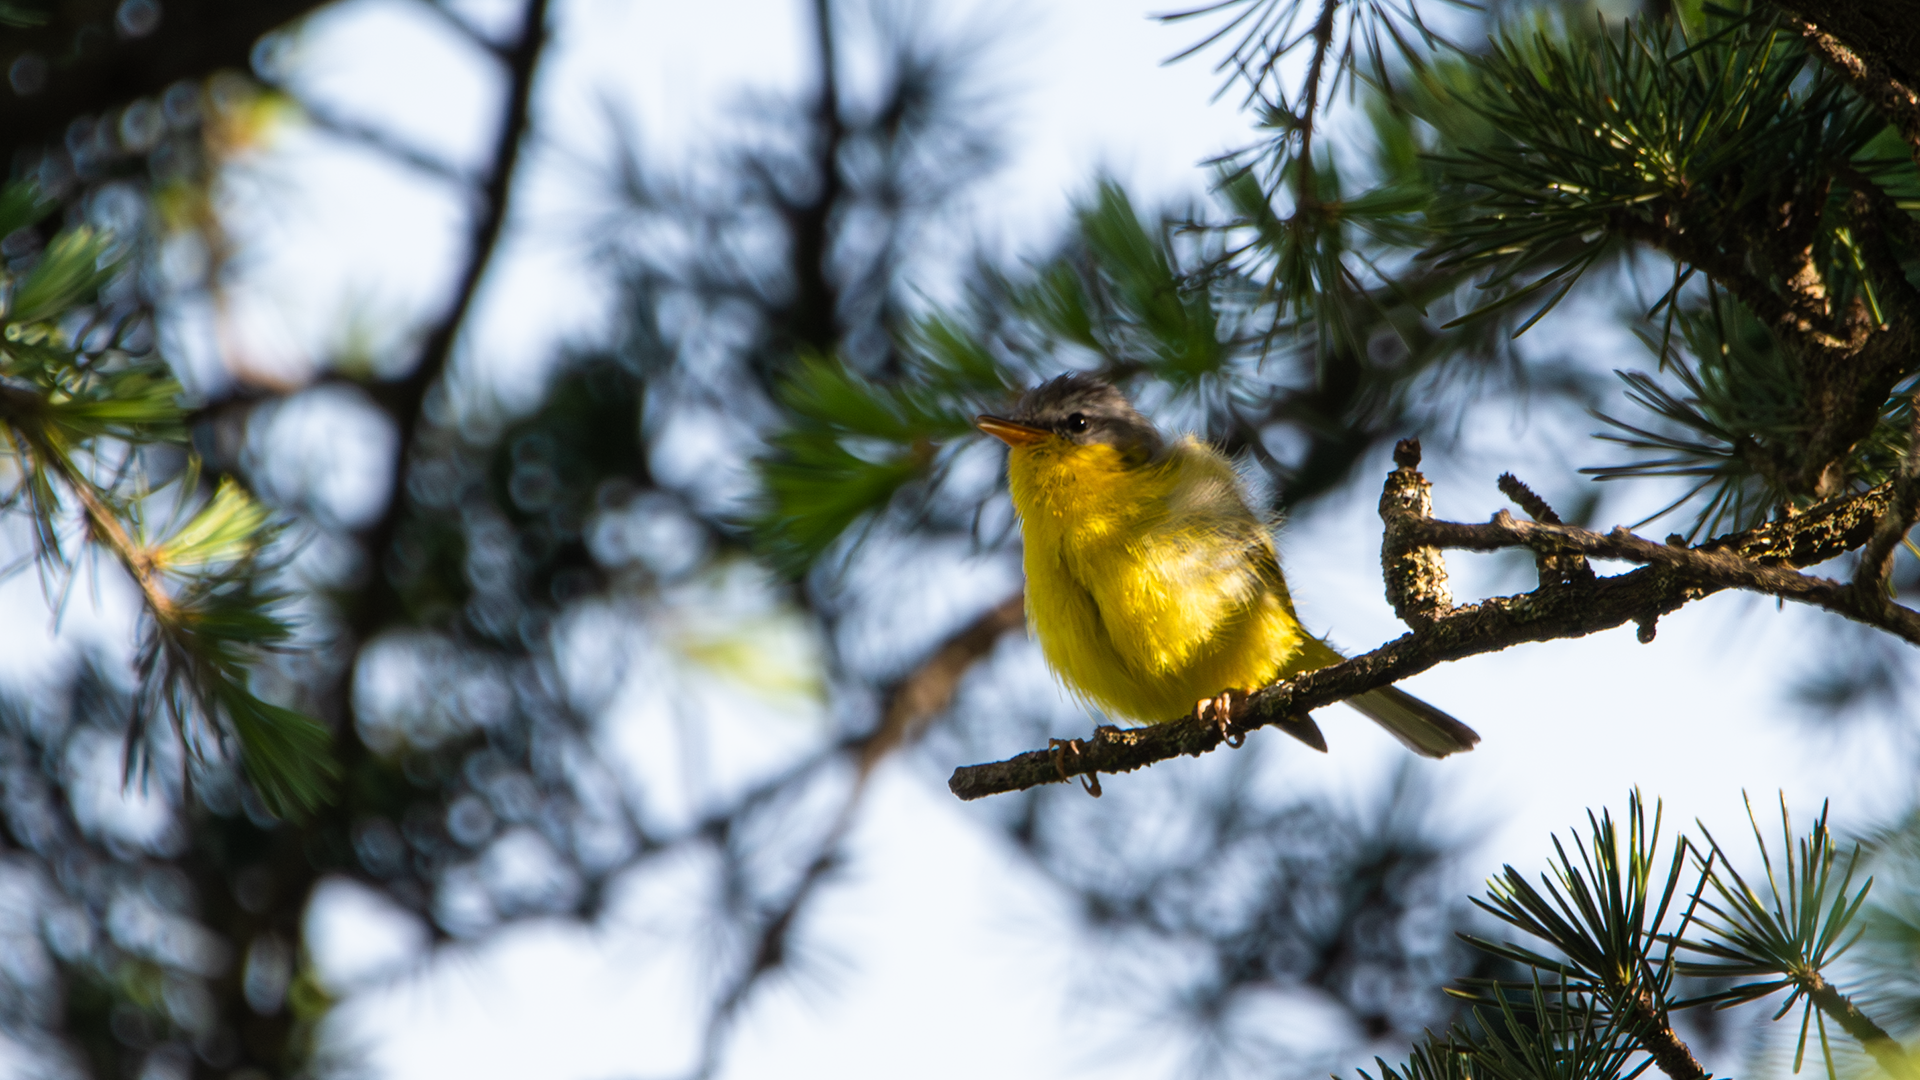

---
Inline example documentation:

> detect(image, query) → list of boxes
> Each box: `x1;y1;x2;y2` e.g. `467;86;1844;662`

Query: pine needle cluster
0;180;331;816
1360;794;1914;1080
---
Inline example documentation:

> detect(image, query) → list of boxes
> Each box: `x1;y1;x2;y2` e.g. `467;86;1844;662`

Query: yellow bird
976;373;1478;758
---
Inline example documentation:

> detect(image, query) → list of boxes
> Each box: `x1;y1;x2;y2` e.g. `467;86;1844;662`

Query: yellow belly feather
1008;435;1337;723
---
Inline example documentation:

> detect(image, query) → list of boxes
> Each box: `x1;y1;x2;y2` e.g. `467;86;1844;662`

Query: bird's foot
1048;738;1102;797
1196;692;1246;748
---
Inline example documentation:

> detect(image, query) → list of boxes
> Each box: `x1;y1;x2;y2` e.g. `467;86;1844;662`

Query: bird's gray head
1000;373;1163;462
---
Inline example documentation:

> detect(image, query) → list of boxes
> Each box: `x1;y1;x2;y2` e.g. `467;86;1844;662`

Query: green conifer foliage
0;180;330;817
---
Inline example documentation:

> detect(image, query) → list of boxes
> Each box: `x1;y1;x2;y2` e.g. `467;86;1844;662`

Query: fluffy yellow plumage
978;374;1478;758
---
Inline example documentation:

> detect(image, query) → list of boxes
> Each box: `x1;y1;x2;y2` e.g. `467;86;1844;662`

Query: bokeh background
2;1;1919;1079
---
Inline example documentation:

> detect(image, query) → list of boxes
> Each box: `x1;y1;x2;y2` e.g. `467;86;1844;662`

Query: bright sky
5;1;1915;1079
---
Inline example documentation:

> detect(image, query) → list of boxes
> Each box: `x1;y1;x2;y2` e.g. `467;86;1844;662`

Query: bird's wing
1159;438;1321;622
1074;438;1276;680
1159;438;1282;601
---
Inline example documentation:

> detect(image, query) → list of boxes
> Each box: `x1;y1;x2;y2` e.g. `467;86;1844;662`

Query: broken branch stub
1380;439;1454;628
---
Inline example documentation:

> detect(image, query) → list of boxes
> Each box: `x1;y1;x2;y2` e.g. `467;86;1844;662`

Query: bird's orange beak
975;414;1049;447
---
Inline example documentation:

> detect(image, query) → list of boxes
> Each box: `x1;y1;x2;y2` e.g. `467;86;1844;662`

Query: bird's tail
1346;686;1480;758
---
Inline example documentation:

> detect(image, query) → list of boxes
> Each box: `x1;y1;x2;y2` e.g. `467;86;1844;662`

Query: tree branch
350;0;549;637
1789;13;1920;169
1803;974;1914;1076
691;591;1026;1079
1613;188;1913;499
775;0;846;358
17;429;175;621
948;450;1906;801
1498;470;1595;588
862;593;1024;772
1293;0;1340;208
1627;991;1709;1080
1392;511;1920;641
1615;211;1855;356
293;95;478;187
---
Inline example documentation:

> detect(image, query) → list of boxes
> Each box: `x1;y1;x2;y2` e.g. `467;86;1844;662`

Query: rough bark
1777;1;1920;97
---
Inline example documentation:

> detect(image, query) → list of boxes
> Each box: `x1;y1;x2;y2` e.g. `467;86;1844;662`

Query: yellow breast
1007;435;1333;723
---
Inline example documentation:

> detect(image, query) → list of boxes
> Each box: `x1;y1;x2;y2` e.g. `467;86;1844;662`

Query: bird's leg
1196;691;1246;748
1047;738;1102;797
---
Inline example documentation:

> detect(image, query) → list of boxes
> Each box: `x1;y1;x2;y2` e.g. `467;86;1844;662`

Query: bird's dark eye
1065;412;1089;434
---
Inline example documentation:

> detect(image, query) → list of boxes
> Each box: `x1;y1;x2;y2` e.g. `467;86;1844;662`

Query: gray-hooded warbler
976;374;1478;757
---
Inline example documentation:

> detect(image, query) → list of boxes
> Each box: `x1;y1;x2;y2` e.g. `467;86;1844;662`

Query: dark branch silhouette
291;94;478;187
351;0;550;638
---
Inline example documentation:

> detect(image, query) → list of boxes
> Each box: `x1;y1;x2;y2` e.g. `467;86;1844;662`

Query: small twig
1626;990;1709;1080
773;0;848;357
1499;471;1594;587
1496;472;1563;524
1293;0;1341;208
11;426;173;621
415;0;511;59
1804;975;1913;1076
295;97;478;188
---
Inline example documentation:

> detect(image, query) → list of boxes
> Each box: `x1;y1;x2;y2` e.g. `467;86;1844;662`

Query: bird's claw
1196;692;1246;747
1048;737;1101;797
